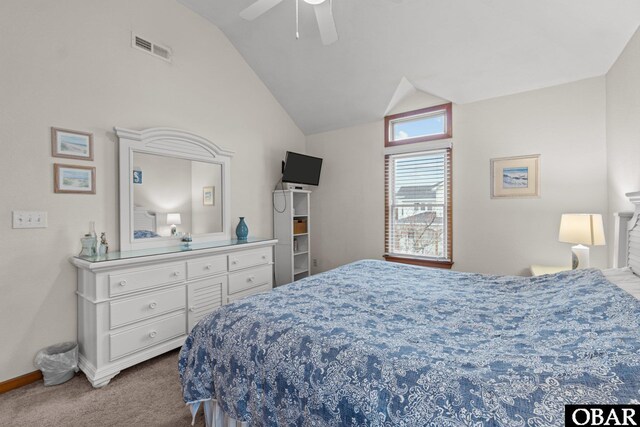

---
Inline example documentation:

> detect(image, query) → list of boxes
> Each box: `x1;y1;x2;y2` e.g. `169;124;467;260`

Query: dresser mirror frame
116;127;234;251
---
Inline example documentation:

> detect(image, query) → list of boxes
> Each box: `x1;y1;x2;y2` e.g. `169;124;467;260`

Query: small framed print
133;169;143;184
491;154;540;198
51;127;94;161
54;164;96;194
203;186;214;206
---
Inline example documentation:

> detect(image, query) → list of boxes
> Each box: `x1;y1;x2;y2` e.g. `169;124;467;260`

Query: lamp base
571;244;590;269
171;225;177;236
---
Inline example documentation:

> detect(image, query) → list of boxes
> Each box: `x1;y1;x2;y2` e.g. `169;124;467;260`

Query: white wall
0;0;304;381
307;77;608;276
607;27;640;264
307;122;386;270
191;161;223;234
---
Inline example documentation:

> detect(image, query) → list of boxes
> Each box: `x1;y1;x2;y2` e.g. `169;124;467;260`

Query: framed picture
490;154;540;198
133;169;143;184
203;186;214;206
51;127;94;161
54;164;96;194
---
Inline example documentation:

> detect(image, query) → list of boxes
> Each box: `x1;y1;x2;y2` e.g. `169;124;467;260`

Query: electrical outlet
12;211;48;229
313;258;318;268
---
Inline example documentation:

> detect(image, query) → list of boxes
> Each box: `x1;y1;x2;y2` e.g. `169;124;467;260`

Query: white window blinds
385;148;452;262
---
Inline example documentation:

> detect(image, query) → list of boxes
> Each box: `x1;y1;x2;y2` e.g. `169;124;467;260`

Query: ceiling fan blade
239;0;283;21
313;1;338;45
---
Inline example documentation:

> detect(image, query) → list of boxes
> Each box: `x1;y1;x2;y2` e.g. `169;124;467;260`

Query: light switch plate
12;211;48;229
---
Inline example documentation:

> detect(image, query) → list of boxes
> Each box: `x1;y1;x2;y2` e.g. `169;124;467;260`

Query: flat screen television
282;151;323;186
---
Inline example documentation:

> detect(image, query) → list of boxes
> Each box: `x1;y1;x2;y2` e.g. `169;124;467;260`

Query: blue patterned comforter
179;260;640;426
133;230;159;239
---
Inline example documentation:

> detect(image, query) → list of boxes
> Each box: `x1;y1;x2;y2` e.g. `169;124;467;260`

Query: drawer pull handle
119;280;127;287
231;260;238;265
189;306;196;312
205;264;212;270
262;255;267;260
149;302;157;309
173;271;181;276
247;276;255;283
149;330;157;338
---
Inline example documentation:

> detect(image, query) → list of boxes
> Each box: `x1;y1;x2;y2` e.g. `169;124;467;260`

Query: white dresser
71;238;276;387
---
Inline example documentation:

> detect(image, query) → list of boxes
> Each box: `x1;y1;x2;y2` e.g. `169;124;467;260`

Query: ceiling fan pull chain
296;0;300;40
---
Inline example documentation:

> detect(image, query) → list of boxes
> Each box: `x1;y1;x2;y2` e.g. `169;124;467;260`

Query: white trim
114;128;234;157
629;191;640;205
383;139;452;156
616;191;640;271
614;212;633;268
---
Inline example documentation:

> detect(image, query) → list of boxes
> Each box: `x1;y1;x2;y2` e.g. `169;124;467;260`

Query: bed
179;193;640;426
133;207;159;239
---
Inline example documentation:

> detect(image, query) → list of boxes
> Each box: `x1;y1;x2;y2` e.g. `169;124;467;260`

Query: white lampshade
166;213;181;225
558;214;605;246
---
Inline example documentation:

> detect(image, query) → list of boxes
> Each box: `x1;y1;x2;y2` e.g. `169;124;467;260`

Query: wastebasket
34;342;79;386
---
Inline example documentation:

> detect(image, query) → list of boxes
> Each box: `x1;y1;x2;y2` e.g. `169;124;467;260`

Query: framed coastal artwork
133;168;143;184
54;164;96;194
203;186;214;206
490;154;540;198
51;127;94;161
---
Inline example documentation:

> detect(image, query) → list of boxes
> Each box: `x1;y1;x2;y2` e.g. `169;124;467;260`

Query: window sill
383;255;453;270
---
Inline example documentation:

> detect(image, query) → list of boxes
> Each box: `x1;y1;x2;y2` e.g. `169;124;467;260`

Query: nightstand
530;265;572;276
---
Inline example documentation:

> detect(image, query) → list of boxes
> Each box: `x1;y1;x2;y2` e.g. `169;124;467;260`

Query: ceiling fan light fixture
240;0;337;45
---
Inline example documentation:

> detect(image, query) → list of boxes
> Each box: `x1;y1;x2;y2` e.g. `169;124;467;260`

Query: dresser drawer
227;283;272;303
228;265;272;295
228;248;272;271
109;313;186;361
187;255;227;280
110;286;185;329
109;263;186;297
187;276;225;331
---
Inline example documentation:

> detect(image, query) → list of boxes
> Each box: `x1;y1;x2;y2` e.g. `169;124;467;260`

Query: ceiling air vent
131;33;172;62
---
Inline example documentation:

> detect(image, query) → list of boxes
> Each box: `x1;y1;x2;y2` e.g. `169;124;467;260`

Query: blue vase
236;217;248;240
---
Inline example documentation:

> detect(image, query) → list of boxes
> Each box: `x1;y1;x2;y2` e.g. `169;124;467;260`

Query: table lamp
167;213;181;236
558;213;605;269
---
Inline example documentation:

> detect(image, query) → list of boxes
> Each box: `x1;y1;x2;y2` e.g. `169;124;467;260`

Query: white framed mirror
115;127;234;251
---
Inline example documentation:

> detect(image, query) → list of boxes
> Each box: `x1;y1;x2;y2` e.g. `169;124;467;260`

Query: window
385;103;452;147
384;104;453;269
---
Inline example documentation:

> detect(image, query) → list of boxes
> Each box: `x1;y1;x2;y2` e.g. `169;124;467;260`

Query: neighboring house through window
384;103;453;269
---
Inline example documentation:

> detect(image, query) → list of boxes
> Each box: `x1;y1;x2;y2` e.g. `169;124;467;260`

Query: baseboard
0;370;42;394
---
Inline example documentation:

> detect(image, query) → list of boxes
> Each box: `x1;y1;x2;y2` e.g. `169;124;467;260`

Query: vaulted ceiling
178;0;640;135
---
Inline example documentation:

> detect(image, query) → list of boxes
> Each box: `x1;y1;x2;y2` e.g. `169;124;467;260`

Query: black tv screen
282;152;323;186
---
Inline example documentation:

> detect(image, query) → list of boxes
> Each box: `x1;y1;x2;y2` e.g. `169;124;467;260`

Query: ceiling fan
240;0;339;46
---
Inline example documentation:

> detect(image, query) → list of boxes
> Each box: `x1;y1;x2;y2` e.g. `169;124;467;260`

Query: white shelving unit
273;189;311;286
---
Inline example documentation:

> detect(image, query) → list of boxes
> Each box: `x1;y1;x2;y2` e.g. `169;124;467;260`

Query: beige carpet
0;350;204;427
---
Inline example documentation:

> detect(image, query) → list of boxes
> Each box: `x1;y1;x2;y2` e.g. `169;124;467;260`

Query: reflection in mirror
132;152;223;239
